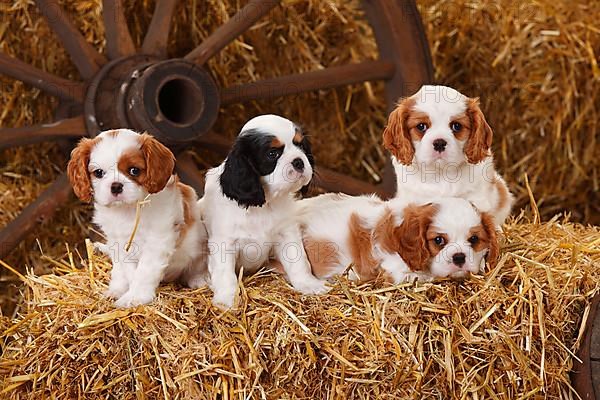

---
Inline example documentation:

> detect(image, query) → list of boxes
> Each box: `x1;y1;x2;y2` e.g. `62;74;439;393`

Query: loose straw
125;195;151;252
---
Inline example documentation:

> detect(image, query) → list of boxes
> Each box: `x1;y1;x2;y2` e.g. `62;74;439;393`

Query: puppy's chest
234;212;285;242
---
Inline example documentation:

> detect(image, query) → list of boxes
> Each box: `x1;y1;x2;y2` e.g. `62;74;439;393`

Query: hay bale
1;215;599;398
417;0;600;223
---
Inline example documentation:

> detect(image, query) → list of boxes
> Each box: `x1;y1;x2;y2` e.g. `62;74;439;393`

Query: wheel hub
84;56;220;144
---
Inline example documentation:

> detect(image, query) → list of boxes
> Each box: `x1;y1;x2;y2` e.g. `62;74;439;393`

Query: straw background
0;0;599;397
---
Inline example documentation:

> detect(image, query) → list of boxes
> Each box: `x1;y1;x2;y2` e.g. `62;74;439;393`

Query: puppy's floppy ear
465;98;493;164
139;133;175;193
67;137;96;202
396;203;436;271
481;212;499;268
383;97;415;165
220;136;266;208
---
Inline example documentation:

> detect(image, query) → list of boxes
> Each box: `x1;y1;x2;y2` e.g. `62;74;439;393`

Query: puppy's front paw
114;289;155;308
293;278;329;295
186;272;210;289
212;291;236;310
103;281;128;299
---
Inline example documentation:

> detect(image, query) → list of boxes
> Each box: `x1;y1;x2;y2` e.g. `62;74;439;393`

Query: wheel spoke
34;0;107;79
176;152;205;196
141;0;178;57
103;0;136;59
0;116;86;150
185;0;280;65
0;174;72;259
195;132;383;196
221;60;395;105
0;53;85;102
313;168;385;198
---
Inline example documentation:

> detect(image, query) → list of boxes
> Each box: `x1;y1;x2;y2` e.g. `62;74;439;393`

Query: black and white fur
200;115;328;308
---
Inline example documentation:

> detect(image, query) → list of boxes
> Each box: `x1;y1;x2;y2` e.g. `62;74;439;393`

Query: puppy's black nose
452;252;466;267
292;158;304;172
433;139;447;153
111;182;123;195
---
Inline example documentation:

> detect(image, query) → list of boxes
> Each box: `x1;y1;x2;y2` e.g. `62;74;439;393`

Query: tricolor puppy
383;85;513;226
201;114;328;309
67;129;208;307
298;194;499;283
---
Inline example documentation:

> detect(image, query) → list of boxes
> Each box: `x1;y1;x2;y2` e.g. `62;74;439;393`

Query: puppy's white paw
186;272;210;289
114;289;155;308
293;278;329;295
212;291;236;310
103;281;128;299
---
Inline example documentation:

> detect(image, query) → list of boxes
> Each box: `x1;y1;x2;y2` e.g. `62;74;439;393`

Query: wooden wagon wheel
0;0;433;259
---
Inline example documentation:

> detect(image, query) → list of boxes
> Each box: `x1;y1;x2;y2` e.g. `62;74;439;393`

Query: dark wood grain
141;0;178;57
103;0;136;59
0;116;86;149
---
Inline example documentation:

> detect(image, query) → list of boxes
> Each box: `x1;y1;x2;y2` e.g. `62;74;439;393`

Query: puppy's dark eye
93;169;104;179
129;167;141;177
416;123;428;133
450;122;462;133
267;149;281;160
468;235;479;245
434;236;446;246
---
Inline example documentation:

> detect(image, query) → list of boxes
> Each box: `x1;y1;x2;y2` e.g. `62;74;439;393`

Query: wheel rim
0;0;433;258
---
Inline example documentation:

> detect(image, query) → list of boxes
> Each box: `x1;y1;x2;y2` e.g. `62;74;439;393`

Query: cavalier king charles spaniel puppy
383;85;514;227
201;114;328;309
68;129;208;307
298;194;498;283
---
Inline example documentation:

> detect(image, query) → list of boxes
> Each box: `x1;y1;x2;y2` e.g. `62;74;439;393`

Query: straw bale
0;215;598;398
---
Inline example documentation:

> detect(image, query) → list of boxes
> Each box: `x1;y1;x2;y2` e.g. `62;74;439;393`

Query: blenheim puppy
298;194;498;283
383;85;514;226
201;114;328;309
68;129;208;307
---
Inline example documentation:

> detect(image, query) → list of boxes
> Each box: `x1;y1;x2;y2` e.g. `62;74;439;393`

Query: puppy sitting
383;85;514;227
201;114;328;309
298;194;498;283
68;129;208;307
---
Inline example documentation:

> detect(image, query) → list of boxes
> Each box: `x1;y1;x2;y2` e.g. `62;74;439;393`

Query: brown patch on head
383;97;420;165
425;231;448;258
67;136;101;202
348;213;380;281
464;98;493;164
138;133;175;193
118;147;147;184
174;181;198;248
304;237;340;279
477;212;499;268
448;113;472;141
293;130;303;144
270;137;284;148
394;203;437;271
105;130;120;138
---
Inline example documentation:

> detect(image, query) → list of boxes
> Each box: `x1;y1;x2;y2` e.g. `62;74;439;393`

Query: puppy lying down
296;194;499;283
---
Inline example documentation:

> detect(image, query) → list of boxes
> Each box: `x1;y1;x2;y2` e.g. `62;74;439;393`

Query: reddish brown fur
304;237;340;279
117;148;146;184
174;181;197;248
393;203;437;271
67;137;102;202
465;98;493;164
382;97;417;165
139;133;175;193
293;130;303;143
479;212;499;268
449;113;472;141
425;231;448;258
270;137;284;148
348;213;380;280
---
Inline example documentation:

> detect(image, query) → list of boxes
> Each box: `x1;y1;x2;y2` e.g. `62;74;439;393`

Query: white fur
392;85;514;226
86;130;208;307
297;194;491;283
201;115;327;309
